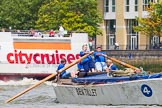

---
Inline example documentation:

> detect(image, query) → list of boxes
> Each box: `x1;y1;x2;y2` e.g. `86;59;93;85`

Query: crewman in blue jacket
56;58;71;79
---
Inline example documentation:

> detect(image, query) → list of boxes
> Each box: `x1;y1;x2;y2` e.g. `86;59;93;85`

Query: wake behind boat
54;72;162;105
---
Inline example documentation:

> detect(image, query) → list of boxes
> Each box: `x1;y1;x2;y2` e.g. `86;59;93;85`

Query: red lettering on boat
7;50;80;64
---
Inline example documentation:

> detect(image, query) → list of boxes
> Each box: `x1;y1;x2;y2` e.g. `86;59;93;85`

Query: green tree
0;0;44;30
36;0;102;36
134;2;162;37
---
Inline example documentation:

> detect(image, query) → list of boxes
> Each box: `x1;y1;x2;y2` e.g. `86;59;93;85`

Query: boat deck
57;72;162;85
57;72;107;85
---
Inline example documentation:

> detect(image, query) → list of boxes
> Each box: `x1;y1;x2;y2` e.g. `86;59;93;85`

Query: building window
126;19;138;50
125;0;129;12
126;19;138;34
112;0;116;12
107;20;116;34
106;20;116;49
104;0;109;12
135;0;138;11
104;0;116;13
143;0;156;11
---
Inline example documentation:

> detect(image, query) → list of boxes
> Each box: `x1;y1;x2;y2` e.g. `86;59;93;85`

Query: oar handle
5;52;92;103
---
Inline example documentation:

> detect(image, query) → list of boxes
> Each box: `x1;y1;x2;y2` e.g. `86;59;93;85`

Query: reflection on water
0;78;161;108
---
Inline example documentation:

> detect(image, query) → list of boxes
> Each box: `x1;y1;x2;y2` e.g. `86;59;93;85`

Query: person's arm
80;51;84;56
56;64;62;79
102;53;108;58
83;51;89;55
53;70;60;83
95;53;101;56
96;52;107;57
80;51;94;56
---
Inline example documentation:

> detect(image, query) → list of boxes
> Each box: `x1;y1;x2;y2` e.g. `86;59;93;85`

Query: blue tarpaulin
72;73;162;84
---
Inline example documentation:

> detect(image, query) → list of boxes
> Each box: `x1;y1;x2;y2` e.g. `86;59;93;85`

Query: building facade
97;0;161;50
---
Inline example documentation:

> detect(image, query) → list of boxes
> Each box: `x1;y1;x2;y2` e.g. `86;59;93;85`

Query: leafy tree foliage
134;2;162;37
0;0;44;30
36;0;102;36
0;0;102;36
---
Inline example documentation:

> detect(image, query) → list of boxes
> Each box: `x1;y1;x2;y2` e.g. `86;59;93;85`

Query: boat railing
11;30;87;38
10;30;86;37
11;30;65;37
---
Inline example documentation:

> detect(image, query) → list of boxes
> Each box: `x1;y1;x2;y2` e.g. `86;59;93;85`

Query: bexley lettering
75;88;97;96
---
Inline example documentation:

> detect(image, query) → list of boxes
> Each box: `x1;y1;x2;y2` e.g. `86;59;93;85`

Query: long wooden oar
5;52;92;103
106;56;141;72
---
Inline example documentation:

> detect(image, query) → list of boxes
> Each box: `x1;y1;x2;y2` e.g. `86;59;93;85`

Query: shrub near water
114;58;162;73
